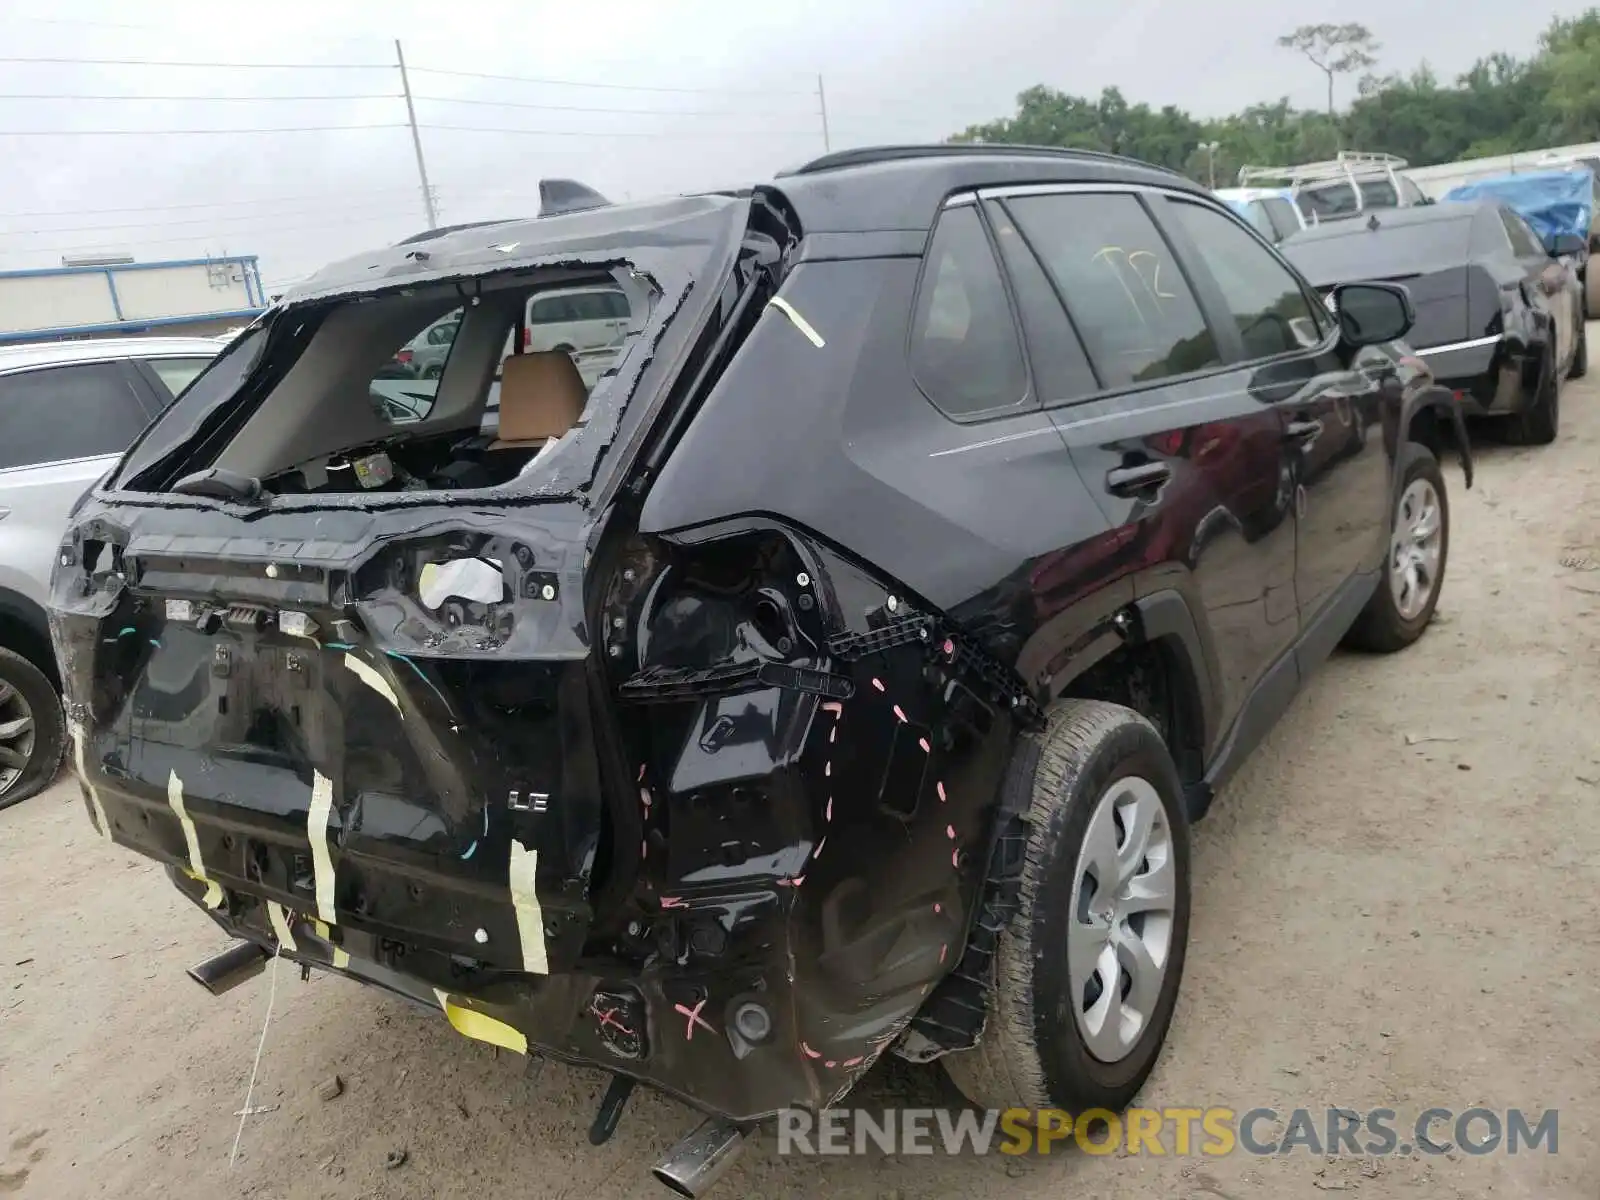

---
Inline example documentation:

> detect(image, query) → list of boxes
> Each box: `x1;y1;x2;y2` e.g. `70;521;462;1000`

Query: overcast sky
0;0;1590;288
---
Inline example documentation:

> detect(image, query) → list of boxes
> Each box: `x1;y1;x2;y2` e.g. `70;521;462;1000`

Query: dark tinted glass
1262;198;1301;240
908;205;1029;417
1500;209;1545;258
985;202;1100;404
0;362;149;470
1170;200;1326;358
1007;192;1221;387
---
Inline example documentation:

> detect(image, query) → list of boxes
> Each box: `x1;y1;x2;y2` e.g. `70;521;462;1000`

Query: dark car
49;146;1470;1195
1281;201;1586;445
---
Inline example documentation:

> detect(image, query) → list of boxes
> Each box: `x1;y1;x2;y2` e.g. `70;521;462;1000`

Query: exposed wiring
0;92;404;102
413;93;810;119
0;55;394;70
418;123;820;139
0;188;420;219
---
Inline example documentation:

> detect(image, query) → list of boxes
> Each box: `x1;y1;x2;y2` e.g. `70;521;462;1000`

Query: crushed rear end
48;188;1028;1161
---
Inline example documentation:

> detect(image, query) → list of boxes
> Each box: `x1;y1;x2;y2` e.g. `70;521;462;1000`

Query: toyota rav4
50;146;1471;1196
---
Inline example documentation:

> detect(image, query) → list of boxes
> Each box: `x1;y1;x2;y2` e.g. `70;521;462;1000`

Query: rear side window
0;362;151;470
1169;200;1328;359
1007;192;1221;388
1500;209;1545;258
1262;198;1301;240
147;357;212;400
908;205;1028;418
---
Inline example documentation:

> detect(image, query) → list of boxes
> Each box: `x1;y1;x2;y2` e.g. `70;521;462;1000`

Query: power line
0;187;420;220
413;93;809;119
0;92;403;102
2;197;433;237
419;123;819;139
407;64;811;97
0;55;394;70
0;123;408;136
11;211;422;258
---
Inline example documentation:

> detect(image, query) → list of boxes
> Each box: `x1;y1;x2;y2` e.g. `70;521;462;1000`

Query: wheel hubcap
1066;776;1176;1063
1389;479;1443;621
0;678;36;798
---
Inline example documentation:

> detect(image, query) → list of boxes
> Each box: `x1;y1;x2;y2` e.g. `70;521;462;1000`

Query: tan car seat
490;351;587;450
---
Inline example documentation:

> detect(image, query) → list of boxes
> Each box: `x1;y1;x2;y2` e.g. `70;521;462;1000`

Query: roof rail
776;142;1173;178
1237;151;1410;188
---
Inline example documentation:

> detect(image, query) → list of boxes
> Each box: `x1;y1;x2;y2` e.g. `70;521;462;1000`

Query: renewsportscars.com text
776;1107;1559;1157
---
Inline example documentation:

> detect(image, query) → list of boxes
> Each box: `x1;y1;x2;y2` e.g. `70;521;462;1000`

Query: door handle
1284;419;1323;447
1105;461;1172;498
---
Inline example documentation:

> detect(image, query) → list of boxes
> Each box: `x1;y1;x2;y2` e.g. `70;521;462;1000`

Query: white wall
112;262;253;321
0;272;116;333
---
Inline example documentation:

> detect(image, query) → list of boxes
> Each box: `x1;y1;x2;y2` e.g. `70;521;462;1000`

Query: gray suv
0;336;217;807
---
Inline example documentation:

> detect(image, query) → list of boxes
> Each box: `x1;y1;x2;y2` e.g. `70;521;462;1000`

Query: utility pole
817;74;831;153
396;39;438;230
1201;140;1220;190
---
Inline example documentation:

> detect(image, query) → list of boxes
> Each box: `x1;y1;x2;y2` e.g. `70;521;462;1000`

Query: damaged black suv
51;147;1470;1194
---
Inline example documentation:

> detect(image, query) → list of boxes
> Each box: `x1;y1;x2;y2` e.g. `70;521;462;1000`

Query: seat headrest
493;351;586;447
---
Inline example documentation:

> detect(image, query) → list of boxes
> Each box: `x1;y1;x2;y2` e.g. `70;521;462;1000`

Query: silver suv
0;335;217;808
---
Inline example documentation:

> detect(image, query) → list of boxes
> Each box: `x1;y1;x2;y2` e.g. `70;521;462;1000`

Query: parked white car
0;336;218;807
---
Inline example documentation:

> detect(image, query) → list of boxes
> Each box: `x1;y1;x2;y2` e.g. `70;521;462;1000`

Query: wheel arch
0;588;58;688
1401;382;1473;493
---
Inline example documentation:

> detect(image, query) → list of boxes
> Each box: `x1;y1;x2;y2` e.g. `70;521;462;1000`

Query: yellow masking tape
168;770;223;909
313;919;350;969
344;653;401;712
68;721;110;838
508;839;549;975
307;771;336;924
267;901;298;953
434;989;528;1055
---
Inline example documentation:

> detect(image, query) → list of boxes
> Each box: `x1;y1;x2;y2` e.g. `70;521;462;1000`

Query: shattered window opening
113;266;661;502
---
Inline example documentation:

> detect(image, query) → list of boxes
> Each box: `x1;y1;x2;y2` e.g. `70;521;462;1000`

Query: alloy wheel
0;678;36;798
1390;479;1443;621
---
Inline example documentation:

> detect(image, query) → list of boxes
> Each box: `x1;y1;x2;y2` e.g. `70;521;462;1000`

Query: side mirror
1331;282;1415;347
1549;233;1587;258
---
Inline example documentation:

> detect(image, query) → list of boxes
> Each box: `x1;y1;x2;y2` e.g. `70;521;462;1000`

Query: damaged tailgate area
48;188;1033;1126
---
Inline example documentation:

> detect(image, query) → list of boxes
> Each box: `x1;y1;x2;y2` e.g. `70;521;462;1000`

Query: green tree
1277;23;1382;145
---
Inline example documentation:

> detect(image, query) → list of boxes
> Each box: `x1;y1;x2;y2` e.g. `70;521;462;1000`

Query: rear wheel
941;700;1191;1115
1511;348;1559;445
1343;443;1449;653
0;647;65;810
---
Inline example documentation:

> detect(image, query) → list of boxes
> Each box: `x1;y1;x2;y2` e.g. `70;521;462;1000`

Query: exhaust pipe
651;1119;745;1197
187;941;270;996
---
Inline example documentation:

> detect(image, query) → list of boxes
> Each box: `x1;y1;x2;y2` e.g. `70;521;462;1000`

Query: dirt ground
5;360;1600;1200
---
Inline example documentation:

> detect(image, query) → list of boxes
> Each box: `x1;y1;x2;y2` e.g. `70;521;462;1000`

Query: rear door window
1262;198;1301;240
0;362;153;470
1005;192;1221;388
907;204;1030;418
1500;208;1546;259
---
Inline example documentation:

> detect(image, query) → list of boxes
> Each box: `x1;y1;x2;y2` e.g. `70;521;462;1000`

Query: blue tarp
1442;169;1594;249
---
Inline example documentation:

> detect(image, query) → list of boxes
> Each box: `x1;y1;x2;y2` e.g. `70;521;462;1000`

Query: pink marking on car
936;781;946;803
842;1056;864;1068
640;787;652;808
871;678;886;692
777;875;806;888
946;824;956;840
824;761;831;777
939;944;947;964
801;1041;822;1059
825;1060;837;1068
825;797;833;821
812;837;827;860
951;848;960;868
822;701;843;716
893;704;907;723
659;896;689;909
637;764;645;781
934;902;942;914
918;737;931;753
673;998;715;1040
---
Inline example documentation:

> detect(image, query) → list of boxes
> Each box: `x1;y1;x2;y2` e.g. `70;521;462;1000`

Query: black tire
941;700;1191;1115
1571;319;1587;380
1511;348;1559;445
1343;442;1449;654
0;647;66;811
